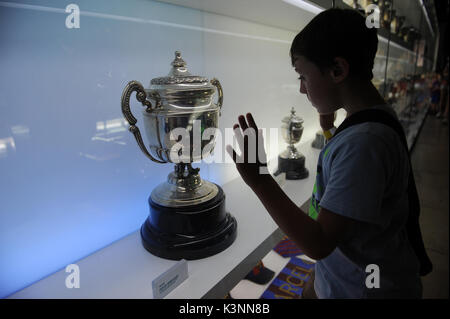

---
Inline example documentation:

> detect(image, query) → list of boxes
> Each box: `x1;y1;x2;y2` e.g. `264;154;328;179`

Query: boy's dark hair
290;8;378;81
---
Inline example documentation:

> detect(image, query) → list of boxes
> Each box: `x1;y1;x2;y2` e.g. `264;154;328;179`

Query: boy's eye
298;76;305;81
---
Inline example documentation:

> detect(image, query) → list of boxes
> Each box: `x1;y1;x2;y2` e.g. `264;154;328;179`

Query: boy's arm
253;174;355;260
227;113;355;260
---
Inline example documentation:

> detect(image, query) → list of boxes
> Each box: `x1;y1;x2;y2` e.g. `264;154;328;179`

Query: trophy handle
121;80;166;164
211;78;223;114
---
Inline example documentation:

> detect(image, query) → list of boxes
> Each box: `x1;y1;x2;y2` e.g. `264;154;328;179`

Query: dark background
434;0;449;72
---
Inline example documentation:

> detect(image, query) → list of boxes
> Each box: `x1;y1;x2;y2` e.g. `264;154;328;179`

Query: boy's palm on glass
226;113;268;190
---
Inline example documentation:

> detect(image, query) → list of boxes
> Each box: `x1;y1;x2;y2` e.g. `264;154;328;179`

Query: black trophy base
275;156;309;180
140;185;237;260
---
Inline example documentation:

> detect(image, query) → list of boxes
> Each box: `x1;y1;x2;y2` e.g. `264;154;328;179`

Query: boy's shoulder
325;105;404;157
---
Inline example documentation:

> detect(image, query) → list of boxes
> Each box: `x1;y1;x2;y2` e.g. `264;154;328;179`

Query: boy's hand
226;113;269;191
319;112;336;131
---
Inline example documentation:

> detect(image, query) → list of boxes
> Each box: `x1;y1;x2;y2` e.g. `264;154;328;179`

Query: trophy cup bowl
121;51;237;260
275;107;309;180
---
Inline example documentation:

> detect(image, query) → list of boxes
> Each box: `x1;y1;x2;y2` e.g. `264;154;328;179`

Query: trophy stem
174;163;200;179
286;144;301;158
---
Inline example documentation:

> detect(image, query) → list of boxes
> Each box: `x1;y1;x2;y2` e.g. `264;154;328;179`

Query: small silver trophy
121;51;237;260
274;107;309;180
311;130;326;149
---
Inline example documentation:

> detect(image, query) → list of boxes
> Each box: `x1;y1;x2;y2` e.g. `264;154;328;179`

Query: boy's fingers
246;113;258;131
238;115;249;131
258;128;264;143
243;134;248;163
226;145;238;163
233;126;245;156
257;129;267;165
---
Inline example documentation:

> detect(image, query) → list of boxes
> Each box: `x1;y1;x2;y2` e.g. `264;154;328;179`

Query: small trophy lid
282;107;304;126
150;51;211;87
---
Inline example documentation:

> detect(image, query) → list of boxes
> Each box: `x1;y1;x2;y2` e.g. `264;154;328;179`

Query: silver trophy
311;130;326;149
121;51;237;260
275;107;309;179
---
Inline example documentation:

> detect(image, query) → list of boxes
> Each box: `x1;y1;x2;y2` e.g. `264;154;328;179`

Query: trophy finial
172;50;186;68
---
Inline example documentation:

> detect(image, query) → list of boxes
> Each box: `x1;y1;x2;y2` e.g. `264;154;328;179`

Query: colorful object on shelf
273;236;304;257
260;257;315;299
244;261;276;285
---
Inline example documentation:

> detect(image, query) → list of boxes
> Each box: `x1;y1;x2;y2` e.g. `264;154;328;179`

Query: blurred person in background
442;94;449;125
429;73;442;115
437;62;449;122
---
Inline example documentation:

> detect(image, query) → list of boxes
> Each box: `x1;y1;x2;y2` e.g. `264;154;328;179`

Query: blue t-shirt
310;105;422;298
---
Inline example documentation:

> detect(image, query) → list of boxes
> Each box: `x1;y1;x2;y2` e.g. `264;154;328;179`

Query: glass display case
0;0;439;298
340;0;438;148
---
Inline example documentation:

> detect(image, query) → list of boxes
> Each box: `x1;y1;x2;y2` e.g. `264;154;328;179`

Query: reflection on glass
0;137;16;158
11;125;30;137
79;117;129;161
92;118;128;144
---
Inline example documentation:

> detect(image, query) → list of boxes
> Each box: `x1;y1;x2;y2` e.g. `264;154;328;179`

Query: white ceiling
154;0;317;32
153;0;438;53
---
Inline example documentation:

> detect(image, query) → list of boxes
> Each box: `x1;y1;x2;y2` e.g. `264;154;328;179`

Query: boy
226;8;423;298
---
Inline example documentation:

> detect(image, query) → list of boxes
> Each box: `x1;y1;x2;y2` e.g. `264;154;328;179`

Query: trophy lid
282;107;304;126
150;51;212;87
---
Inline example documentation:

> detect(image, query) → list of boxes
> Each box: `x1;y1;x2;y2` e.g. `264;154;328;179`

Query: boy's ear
330;57;349;83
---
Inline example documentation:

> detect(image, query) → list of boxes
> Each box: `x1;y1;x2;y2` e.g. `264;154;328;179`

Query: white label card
152;259;188;299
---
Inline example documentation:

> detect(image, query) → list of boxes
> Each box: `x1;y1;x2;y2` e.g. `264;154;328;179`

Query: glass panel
0;0;439;298
0;0;320;297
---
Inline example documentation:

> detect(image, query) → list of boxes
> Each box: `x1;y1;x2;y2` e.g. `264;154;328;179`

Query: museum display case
339;0;438;147
0;0;439;298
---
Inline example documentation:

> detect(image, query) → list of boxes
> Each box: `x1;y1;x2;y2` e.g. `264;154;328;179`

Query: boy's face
293;55;339;114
